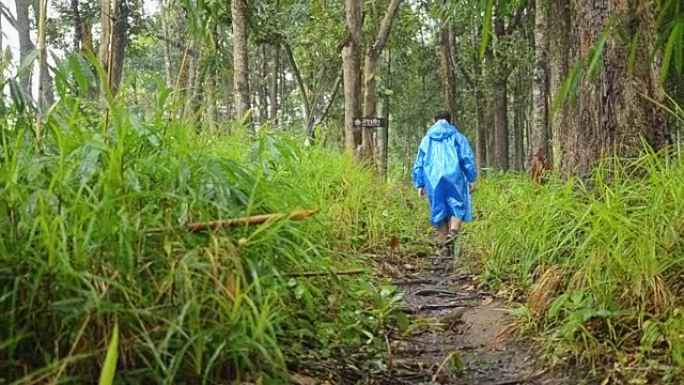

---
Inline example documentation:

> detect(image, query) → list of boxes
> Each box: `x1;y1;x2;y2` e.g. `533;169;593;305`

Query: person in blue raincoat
412;111;477;243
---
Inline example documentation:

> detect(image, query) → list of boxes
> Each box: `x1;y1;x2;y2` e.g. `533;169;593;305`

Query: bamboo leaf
660;24;675;82
98;322;119;385
479;0;494;60
587;30;609;79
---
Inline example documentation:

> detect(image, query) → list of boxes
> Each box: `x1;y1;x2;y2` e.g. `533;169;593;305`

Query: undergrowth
0;59;419;383
468;149;684;384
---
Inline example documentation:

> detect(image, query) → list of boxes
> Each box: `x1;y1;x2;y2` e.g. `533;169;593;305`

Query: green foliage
0;61;417;383
468;148;684;383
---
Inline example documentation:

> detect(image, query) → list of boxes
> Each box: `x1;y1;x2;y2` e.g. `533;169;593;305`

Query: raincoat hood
427;120;458;141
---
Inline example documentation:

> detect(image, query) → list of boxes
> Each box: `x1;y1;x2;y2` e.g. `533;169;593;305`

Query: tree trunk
361;0;402;161
343;0;363;156
71;0;82;51
376;91;390;178
556;0;667;175
161;0;173;87
37;0;49;106
513;72;525;171
269;44;279;123
284;43;311;127
15;0;34;94
231;0;251;124
110;0;127;94
492;3;509;171
471;22;487;171
98;0;111;72
529;0;549;171
438;4;457;115
205;70;217;132
548;0;570;170
258;46;269;124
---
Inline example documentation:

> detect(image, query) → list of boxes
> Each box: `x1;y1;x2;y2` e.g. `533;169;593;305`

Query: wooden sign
353;117;388;128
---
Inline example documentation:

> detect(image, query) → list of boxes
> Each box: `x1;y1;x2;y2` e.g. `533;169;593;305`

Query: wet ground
290;245;580;385
379;250;574;385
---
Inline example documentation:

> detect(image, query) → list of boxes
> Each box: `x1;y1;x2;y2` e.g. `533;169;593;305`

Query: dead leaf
290;372;319;385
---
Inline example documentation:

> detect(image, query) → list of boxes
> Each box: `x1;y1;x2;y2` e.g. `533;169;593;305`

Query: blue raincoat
412;120;477;227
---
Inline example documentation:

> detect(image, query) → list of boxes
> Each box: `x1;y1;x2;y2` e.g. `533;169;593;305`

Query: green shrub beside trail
468;152;684;383
0;95;420;383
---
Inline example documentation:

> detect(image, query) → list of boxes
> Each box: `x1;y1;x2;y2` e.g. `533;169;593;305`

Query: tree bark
71;0;82;51
376;90;390;178
15;0;35;94
284;43;311;126
555;0;668;175
231;0;251;124
492;2;509;171
438;2;457;116
548;0;570;171
161;0;173;87
513;72;525;170
269;44;280;123
471;22;487;171
529;0;549;171
37;0;48;106
98;0;112;73
110;0;127;94
258;46;269;124
361;0;402;160
342;0;363;156
205;70;217;132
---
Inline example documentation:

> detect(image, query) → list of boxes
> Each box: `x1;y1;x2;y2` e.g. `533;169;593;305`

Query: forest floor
368;242;580;385
378;244;576;385
290;239;587;385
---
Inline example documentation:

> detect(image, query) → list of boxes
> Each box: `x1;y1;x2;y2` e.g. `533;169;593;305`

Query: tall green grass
468;149;684;383
0;60;417;383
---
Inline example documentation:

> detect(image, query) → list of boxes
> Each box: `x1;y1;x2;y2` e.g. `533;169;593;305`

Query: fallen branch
389;279;435;285
399;300;477;314
286;268;366;278
413;288;461;297
149;209;320;234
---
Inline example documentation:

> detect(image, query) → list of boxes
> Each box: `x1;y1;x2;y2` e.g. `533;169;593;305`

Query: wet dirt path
379;251;575;385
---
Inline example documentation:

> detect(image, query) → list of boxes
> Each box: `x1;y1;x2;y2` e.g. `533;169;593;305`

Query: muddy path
291;246;582;385
374;249;577;385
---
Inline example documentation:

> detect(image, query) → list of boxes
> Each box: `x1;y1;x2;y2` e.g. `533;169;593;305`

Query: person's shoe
445;229;460;245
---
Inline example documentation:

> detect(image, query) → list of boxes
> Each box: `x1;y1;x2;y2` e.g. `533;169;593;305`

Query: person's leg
436;220;449;243
449;217;463;233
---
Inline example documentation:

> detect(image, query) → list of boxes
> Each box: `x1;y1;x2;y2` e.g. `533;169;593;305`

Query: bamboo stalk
149;209;320;234
286;268;366;278
35;0;48;151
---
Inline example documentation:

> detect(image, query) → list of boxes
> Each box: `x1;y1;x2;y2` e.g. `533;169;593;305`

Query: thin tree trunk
232;0;251;124
343;0;363;156
161;0;173;87
205;68;217;132
438;1;457;115
98;0;112;72
376;90;390;178
361;0;402;161
492;2;509;171
15;0;34;94
514;71;525;171
258;46;269;124
269;44;279;123
71;0;82;51
284;43;311;128
471;22;487;171
529;0;549;172
110;0;127;94
35;0;48;150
